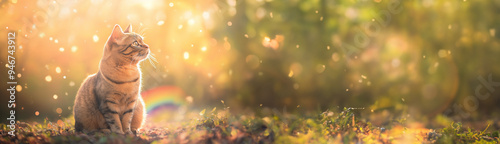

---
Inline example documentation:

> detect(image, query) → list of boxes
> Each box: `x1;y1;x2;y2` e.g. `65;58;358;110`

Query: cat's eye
132;41;139;47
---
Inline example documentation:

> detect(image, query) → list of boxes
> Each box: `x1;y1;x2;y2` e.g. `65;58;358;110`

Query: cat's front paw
110;130;124;135
131;129;139;135
100;129;111;134
124;130;135;136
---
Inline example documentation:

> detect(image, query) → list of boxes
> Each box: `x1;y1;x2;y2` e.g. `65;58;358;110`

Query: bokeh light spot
332;53;340;62
45;75;52;82
245;55;260;69
316;64;326;73
438;49;448;58
157;21;165;26
57;119;64;126
294;83;300;90
55;67;61;73
184;52;190;59
188;19;195;25
202;12;210;19
16;85;22;92
56;108;62;114
93;35;99;42
290;63;303;76
71;46;78;53
186;96;193;103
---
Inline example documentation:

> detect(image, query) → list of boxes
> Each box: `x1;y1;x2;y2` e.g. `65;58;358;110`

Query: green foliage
1;109;498;143
436;122;499;143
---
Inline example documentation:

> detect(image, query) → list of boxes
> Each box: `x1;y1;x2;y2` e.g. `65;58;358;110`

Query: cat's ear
110;24;124;41
124;24;132;33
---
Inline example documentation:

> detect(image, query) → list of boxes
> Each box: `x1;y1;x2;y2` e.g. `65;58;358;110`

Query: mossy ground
1;108;498;143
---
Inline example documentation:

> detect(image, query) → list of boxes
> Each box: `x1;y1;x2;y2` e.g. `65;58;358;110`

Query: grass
1;107;498;143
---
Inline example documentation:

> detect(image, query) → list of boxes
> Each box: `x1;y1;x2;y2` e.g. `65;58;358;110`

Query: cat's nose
143;44;149;49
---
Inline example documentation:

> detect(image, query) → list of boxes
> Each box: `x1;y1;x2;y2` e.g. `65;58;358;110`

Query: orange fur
74;24;149;135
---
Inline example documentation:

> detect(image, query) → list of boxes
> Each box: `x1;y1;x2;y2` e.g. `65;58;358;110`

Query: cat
73;24;148;135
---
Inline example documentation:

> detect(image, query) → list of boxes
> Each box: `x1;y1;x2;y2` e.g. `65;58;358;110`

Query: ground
1;108;499;143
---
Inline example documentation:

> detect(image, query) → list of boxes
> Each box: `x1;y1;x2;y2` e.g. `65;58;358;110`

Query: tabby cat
74;24;148;135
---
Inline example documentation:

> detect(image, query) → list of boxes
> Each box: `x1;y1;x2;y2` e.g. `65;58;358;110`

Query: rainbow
141;86;186;122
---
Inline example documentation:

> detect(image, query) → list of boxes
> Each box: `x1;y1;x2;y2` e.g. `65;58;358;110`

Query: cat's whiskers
148;53;158;63
140;32;148;38
146;52;158;70
137;24;143;34
136;25;148;37
139;28;149;37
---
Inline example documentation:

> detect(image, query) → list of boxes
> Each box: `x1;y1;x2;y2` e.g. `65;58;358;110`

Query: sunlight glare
45;75;52;82
202;12;210;19
157;20;165;26
71;46;78;53
93;35;99;42
55;67;61;73
188;19;195;25
184;52;190;60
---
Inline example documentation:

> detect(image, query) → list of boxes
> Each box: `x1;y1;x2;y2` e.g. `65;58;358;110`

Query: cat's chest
96;82;140;106
103;82;139;95
96;77;140;96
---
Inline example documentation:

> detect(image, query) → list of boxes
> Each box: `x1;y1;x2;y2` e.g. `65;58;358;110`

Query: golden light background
1;0;500;124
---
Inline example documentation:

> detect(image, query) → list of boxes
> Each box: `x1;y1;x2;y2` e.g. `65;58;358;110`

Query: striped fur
74;24;149;135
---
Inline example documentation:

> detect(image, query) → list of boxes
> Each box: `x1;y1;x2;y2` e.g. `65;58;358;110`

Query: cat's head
103;24;150;65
